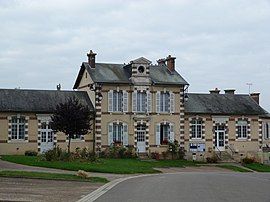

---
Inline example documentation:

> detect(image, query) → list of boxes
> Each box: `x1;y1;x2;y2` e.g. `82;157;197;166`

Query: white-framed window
132;91;151;113
155;122;174;145
11;116;25;140
137;92;147;112
263;122;270;140
156;91;174;113
41;122;53;143
108;90;128;112
191;118;202;139
237;120;248;139
160;92;170;112
108;122;128;145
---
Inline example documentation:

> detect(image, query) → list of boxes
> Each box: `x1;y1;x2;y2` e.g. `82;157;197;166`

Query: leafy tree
51;97;93;153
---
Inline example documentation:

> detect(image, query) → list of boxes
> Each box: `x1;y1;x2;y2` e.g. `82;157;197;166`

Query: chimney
157;58;166;66
224;89;235;95
87;50;97;68
56;84;61;91
166;55;176;71
250;93;260;104
209;88;220;94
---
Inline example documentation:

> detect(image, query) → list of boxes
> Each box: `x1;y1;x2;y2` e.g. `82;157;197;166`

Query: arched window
11;116;25;140
190;118;202;139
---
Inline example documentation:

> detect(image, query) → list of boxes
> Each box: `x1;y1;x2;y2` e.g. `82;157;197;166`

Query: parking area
0;177;103;202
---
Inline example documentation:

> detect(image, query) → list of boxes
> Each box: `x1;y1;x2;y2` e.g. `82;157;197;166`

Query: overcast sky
0;0;269;111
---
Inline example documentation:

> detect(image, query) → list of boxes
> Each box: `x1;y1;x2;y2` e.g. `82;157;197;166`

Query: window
72;134;84;140
113;91;123;112
112;123;123;143
160;92;170;112
137;124;146;142
137;92;147;112
108;122;128;145
237;120;247;139
108;90;128;112
41;122;53;143
11;116;25;140
160;123;170;144
263;122;270;139
191;118;202;139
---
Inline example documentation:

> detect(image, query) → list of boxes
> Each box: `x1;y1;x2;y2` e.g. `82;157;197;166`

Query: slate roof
0;89;94;113
185;93;268;115
73;62;188;88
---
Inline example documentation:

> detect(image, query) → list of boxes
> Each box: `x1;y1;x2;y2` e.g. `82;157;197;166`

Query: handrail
215;146;222;160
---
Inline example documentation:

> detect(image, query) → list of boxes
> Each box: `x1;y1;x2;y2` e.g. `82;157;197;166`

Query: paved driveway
95;172;270;202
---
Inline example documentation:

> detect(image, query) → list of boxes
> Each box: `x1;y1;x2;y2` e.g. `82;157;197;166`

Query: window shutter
108;90;113;112
147;92;152;113
170;92;175;113
108;123;113;145
123;91;128;112
156;123;160;145
169;123;175;142
132;90;137;112
156;91;160;113
123;123;128;146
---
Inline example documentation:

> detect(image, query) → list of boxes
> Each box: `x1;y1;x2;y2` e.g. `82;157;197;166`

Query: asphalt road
95;172;270;202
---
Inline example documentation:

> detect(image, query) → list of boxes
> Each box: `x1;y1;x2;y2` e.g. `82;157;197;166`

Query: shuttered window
157;91;173;113
108;90;128;112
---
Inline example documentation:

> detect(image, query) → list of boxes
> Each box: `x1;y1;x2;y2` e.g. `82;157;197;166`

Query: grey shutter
156;91;160;113
170;92;175;113
132;90;137;112
156;123;160;145
108;90;113;112
123;91;128;112
147;91;152;113
123;123;128;146
108;123;113;145
169;123;175;142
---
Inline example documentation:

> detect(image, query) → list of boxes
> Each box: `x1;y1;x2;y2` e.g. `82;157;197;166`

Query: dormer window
138;66;145;73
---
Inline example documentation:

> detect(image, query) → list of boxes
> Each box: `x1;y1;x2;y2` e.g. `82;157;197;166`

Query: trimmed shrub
206;155;218;163
242;157;256;164
25;150;38;156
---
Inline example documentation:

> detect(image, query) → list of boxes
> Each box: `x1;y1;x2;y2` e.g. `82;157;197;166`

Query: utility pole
246;83;253;95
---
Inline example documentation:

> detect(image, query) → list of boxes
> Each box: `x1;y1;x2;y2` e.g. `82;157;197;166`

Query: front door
40;122;54;153
137;124;146;153
215;125;225;151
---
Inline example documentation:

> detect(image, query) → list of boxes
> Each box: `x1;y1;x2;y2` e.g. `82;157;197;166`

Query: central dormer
130;57;152;85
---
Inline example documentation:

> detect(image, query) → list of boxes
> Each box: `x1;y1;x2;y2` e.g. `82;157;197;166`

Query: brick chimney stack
87;50;97;68
157;58;166;66
166;55;176;72
209;88;220;94
224;89;235;95
250;93;260;104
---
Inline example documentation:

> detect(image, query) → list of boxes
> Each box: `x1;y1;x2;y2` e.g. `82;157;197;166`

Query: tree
51;97;93;153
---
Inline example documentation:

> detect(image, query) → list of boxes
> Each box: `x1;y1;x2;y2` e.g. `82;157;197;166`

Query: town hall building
0;50;269;163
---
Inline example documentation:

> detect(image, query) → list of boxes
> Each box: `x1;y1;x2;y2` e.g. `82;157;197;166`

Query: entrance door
137;124;146;153
40;122;54;153
215;125;225;151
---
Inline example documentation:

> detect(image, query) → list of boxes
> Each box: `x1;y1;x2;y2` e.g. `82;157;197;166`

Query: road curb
77;174;159;202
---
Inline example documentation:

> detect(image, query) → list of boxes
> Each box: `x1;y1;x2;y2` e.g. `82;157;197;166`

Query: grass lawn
216;164;252;172
1;155;198;174
244;163;270;172
0;170;108;183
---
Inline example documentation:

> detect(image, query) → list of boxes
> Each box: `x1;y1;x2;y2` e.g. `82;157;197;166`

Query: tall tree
51;97;93;153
